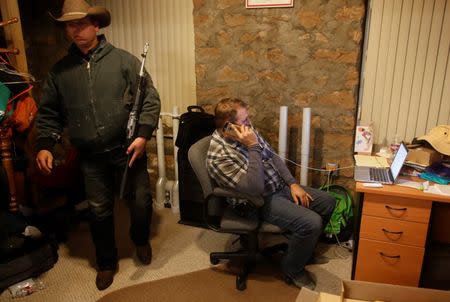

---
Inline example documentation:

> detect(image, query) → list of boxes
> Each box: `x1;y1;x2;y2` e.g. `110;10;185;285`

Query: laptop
354;142;408;184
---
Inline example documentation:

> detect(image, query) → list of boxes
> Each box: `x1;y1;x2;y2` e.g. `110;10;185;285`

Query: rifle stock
119;43;150;199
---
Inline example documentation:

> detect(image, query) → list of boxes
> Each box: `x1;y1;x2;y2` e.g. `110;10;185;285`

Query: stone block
217;0;241;9
314;49;341;61
297;10;322;29
217;65;249;82
318;91;355;109
239;32;259;44
256;70;288;83
335;6;365;22
194;14;209;27
224;14;246;27
266;48;286;64
196;47;222;62
294;92;316;107
197;87;229;101
337;51;359;64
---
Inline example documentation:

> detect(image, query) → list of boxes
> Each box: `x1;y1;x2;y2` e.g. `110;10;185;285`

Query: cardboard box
406;147;441;167
296;280;450;302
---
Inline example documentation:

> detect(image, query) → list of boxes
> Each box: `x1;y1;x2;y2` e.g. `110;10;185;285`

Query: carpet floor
0;202;352;301
97;265;300;302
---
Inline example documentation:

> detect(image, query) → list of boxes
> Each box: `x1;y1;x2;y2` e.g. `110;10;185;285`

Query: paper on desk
434;184;450;196
424;186;442;195
420;184;450;196
396;179;423;190
354;155;390;168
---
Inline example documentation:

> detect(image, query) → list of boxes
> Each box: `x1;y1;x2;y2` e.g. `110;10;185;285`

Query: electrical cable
266;147;356;173
327;219;353;259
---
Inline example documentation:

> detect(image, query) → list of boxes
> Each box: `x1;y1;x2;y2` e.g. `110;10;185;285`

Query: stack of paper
435;184;450;196
354;155;390;168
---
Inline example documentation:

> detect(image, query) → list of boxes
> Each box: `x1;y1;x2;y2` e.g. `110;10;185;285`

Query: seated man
206;98;336;290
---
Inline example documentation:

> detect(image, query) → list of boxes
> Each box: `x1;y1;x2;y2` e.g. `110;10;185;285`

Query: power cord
266;148;355;174
327;219;354;259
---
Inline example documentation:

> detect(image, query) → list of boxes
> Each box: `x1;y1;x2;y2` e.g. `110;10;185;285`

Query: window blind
358;0;450;145
93;0;197;114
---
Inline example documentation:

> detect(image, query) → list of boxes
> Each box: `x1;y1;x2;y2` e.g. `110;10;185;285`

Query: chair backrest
188;135;213;199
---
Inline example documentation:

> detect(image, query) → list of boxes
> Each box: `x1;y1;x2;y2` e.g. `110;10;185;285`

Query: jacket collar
69;34;112;62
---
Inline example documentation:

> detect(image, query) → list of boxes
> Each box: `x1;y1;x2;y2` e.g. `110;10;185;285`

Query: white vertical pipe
300;107;311;186
171;106;180;214
155;117;166;209
278;106;288;161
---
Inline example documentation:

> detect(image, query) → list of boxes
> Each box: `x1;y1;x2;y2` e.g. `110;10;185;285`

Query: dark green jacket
36;35;161;154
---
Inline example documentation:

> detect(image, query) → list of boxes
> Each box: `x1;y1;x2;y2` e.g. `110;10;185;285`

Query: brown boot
136;243;152;265
96;270;115;290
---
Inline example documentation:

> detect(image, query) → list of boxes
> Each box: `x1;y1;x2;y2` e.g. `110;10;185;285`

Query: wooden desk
353;181;450;287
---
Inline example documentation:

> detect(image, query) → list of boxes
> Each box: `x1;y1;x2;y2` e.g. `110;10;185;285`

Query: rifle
119;43;150;199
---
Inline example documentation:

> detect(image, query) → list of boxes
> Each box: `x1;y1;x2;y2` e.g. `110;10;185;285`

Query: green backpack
320;184;354;241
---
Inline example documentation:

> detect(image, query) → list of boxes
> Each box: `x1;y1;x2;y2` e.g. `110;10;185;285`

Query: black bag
176;106;214;227
0;212;59;289
0;235;58;289
175;105;215;150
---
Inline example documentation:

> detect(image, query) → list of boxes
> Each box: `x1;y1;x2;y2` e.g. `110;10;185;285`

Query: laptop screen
390;143;408;180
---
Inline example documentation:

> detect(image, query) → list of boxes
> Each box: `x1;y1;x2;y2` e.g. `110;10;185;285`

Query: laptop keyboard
369;168;389;182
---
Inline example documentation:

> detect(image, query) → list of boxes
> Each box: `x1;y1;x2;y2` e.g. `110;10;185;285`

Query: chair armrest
212;187;264;208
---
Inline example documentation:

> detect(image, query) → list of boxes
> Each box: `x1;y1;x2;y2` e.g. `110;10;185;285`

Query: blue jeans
261;185;335;277
81;148;152;270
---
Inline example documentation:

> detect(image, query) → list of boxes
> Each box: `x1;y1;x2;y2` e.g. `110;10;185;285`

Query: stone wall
193;0;366;188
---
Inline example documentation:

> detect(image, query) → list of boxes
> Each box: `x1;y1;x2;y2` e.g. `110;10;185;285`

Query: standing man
207;98;335;290
35;0;161;290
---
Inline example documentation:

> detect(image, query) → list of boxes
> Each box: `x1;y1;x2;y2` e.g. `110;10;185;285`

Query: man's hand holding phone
223;122;258;147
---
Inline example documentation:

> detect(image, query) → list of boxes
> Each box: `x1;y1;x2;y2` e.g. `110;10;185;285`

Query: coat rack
1;15;21;212
0;127;18;212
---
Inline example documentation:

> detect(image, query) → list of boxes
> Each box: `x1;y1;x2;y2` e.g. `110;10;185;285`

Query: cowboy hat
417;125;450;156
51;0;110;28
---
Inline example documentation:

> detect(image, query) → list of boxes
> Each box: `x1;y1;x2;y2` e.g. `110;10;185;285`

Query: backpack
0;212;59;289
175;105;215;150
7;96;38;132
320;184;354;242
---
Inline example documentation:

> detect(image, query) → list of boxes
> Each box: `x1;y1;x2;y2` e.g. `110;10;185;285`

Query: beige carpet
97;266;300;302
0;202;352;301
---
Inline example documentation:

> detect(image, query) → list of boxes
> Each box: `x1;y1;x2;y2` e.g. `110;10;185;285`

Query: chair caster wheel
236;275;247;291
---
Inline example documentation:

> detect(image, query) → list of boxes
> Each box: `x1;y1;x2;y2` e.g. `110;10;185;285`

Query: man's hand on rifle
127;137;147;167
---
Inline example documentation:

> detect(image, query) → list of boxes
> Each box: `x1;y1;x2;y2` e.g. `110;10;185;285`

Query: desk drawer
363;194;431;223
360;215;428;247
355;238;424;286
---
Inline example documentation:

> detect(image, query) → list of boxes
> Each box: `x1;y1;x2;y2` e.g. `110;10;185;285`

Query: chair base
209;241;288;291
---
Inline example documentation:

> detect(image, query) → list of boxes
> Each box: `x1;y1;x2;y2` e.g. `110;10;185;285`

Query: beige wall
193;0;366;187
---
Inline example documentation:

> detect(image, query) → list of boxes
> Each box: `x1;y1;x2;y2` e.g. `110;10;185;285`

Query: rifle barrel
119;43;150;199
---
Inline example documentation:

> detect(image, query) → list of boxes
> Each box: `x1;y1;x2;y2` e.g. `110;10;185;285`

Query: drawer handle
385;205;407;211
382;228;404;235
379;252;401;259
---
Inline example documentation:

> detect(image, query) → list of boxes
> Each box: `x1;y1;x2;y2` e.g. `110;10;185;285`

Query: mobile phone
223;121;233;132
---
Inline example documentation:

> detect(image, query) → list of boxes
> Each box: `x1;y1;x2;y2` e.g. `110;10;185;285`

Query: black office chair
188;135;287;291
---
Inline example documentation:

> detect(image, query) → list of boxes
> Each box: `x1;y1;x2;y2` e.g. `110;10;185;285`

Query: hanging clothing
0;55;32;99
0;82;11;121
